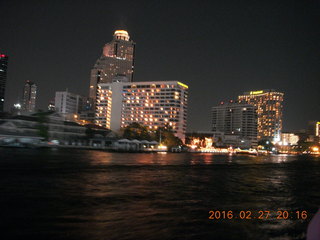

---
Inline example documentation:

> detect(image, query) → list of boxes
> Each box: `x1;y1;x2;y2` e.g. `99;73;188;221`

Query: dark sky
1;0;320;132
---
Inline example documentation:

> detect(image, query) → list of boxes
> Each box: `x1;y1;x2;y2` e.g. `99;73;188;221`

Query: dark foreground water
0;148;319;240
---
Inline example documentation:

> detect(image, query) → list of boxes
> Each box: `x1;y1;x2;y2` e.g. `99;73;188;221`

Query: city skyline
1;0;319;132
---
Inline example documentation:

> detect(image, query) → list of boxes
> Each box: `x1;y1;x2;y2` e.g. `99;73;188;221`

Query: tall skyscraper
238;89;284;141
22;80;37;112
212;102;258;147
89;30;135;102
0;53;8;112
95;80;188;140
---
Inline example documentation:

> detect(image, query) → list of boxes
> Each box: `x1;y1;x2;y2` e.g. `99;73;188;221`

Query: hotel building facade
89;30;135;102
212;102;258;147
238;89;284;141
95;80;188;140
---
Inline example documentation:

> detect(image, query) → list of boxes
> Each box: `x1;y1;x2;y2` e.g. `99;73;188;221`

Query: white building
55;91;83;119
95;80;188;140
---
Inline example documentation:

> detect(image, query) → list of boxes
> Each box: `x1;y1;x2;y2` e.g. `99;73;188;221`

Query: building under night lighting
238;89;284;141
95;80;188;140
89;30;135;102
212;102;258;147
54;90;84;118
22;80;37;112
307;121;320;138
0;53;8;112
280;132;299;146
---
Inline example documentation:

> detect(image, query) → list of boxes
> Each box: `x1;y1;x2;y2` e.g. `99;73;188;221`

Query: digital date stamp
208;210;308;220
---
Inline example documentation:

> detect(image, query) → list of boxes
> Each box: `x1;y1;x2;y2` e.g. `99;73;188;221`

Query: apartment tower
238;89;284;141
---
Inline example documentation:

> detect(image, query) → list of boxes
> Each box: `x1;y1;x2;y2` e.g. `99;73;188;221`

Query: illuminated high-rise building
212;102;258;147
0;53;8;112
89;30;135;102
22;80;37;112
95;80;188;140
238;89;284;141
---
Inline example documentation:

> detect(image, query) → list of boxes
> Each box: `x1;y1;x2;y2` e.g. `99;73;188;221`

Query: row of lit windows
123;88;186;93
124;98;182;103
121;114;179;119
123;88;183;92
123;107;180;112
124;101;182;106
124;84;178;89
122;95;187;100
119;123;180;132
121;117;180;123
123;94;181;99
120;121;180;128
122;110;179;115
123;99;187;104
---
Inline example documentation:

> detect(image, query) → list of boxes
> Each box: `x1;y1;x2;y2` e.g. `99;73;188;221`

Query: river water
0;148;319;240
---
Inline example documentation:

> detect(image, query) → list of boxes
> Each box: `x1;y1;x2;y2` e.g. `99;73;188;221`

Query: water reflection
84;151;303;166
1;148;319;240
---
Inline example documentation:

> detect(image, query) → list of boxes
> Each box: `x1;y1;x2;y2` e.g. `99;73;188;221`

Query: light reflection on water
84;151;300;166
0;148;319;240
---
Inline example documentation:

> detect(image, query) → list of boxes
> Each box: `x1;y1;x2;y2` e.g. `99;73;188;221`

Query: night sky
1;0;319;132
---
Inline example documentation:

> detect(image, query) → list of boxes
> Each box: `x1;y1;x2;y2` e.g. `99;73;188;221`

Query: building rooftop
114;30;130;41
